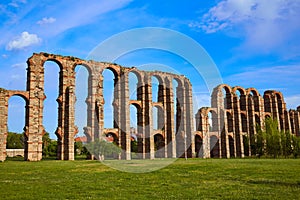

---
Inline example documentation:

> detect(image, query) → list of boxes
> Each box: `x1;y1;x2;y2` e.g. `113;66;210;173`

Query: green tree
84;138;121;160
292;135;300;158
74;141;88;156
265;118;281;158
281;130;292;158
42;132;57;157
6;132;24;149
255;125;265;158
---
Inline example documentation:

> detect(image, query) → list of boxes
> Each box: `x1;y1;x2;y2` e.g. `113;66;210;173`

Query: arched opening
228;135;234;158
7;95;26;159
276;93;283;114
210;135;219;158
43;61;60;140
284;111;289;131
74;65;89;138
130;104;139;158
195;135;203;158
241;113;247;132
222;86;231;109
152;106;158;130
249;90;259;112
74;65;90;159
154;133;165;158
105;132;118;144
227;112;233;132
208;110;218;132
235;88;246;111
243;135;249;156
264;95;271;112
128;72;139;100
105;132;119;159
152;76;160;102
173;79;179;134
102;69;116;128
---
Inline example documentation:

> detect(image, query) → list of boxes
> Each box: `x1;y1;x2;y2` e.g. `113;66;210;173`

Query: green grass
1;158;300;199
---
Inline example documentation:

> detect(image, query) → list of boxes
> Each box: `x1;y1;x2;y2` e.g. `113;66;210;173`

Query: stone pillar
184;80;194;158
0;89;8;161
165;78;176;158
176;84;186;158
123;71;131;160
26;56;45;161
137;78;145;159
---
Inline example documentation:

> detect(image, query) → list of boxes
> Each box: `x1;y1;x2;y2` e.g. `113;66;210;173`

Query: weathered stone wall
0;52;194;161
6;149;24;157
196;84;300;158
1;53;299;161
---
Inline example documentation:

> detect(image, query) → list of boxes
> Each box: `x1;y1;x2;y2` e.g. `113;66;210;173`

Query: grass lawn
0;158;300;199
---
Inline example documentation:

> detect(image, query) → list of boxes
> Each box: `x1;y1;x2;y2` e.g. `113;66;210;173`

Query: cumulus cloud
192;0;300;52
6;31;41;50
37;17;56;25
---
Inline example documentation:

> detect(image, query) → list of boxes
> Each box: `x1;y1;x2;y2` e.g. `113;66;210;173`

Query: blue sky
1;0;300;138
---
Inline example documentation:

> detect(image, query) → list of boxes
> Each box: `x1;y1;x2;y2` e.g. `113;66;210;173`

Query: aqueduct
196;84;300;158
0;53;300;161
0;52;194;161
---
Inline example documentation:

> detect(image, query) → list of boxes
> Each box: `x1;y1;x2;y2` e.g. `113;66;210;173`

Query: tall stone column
165;77;176;158
0;89;8;161
26;56;46;161
184;80;194;158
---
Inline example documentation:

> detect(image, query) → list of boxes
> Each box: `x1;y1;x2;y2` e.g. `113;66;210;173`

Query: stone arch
247;88;260;112
151;74;164;103
102;68;117;128
7;91;29;104
105;132;119;144
214;84;232;109
264;94;272;113
207;108;218;132
74;64;91;138
7;94;28;139
128;70;142;101
233;86;246;111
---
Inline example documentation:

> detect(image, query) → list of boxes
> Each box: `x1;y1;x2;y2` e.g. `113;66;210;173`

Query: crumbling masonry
196;84;300;158
0;53;299;161
0;53;194;161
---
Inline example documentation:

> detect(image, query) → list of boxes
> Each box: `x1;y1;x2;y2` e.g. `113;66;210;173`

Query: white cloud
285;95;300;109
37;17;56;25
6;31;41;50
193;0;300;53
224;65;300;108
12;63;26;69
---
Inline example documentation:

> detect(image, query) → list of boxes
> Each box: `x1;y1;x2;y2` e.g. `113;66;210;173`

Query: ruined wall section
0;52;195;161
196;84;300;158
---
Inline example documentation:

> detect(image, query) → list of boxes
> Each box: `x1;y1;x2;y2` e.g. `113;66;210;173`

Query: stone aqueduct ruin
0;52;299;161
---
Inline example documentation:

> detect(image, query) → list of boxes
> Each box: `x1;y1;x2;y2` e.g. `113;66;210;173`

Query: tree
6;132;24;149
74;141;88;156
264;118;281;158
292;135;300;158
42;132;57;157
84;138;121;160
281;130;292;158
254;125;265;158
